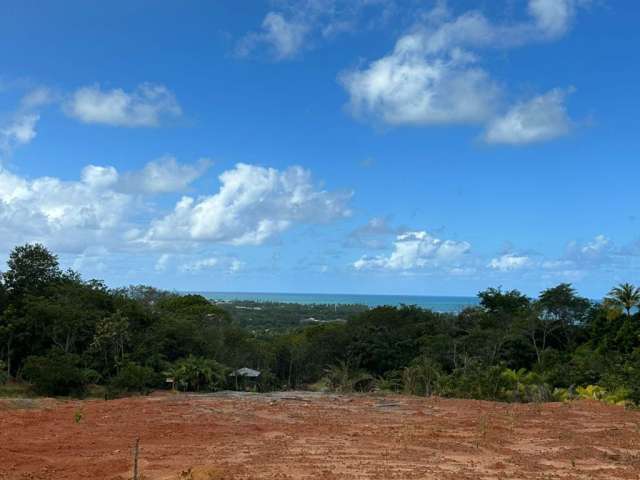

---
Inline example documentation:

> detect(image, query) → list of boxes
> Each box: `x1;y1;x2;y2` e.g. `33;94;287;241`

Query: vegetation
1;243;640;406
214;299;367;333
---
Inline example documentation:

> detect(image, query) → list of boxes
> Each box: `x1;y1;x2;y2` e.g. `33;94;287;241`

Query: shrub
107;362;157;397
22;351;90;397
500;368;553;403
403;356;443;397
324;361;374;393
164;356;228;392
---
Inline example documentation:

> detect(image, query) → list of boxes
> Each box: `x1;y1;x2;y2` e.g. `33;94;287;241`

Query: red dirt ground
1;391;640;479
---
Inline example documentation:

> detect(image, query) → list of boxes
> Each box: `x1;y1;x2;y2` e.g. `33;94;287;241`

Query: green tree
22;350;91;397
606;283;640;319
108;362;156;395
90;312;130;373
165;355;227;391
3;244;62;298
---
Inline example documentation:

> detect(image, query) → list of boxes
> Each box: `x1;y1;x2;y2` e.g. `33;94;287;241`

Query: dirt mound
1;392;639;479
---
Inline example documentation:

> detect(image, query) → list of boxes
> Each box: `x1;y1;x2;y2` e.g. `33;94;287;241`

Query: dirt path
1;392;640;479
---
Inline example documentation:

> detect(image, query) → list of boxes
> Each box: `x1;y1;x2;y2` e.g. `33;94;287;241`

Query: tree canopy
1;243;639;405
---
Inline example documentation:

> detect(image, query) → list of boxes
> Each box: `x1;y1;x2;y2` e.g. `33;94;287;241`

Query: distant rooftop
230;367;261;378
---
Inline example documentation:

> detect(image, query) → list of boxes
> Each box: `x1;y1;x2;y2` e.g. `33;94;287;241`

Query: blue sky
0;0;638;298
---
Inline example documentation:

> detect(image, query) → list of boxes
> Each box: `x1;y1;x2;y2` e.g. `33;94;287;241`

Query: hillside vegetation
1;243;640;405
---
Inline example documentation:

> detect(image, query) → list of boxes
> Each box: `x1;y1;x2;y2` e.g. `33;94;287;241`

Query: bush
107;362;157;397
22;351;90;397
164;356;228;392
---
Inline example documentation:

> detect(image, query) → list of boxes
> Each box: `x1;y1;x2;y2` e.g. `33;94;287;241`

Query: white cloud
340;0;585;143
0;113;39;152
488;253;533;271
237;0;396;61
119;156;211;194
341;41;499;126
65;83;181;127
484;88;573;145
147;163;352;246
79;157;209;195
262;13;309;59
566;234;613;265
180;257;219;273
81;165;119;189
353;231;471;271
237;12;309;60
0;166;132;252
528;0;579;39
0;87;52;155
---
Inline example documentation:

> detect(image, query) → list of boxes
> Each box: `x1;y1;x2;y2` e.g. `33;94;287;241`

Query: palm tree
606;283;640;319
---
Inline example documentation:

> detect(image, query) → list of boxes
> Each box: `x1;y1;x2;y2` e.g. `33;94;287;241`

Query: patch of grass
0;381;34;398
74;407;84;423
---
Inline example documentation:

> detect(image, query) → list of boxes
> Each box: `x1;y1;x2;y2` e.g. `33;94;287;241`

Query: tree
22;350;91;397
538;283;591;326
478;287;530;316
165;355;227;392
3;244;61;298
0;306;28;378
606;283;640;319
90;312;130;373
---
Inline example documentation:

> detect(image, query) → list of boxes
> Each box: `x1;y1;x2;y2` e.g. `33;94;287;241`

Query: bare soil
1;391;640;479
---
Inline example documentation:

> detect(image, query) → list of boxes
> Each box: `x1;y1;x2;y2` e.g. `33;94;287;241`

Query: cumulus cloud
341;42;499;126
147;163;352;246
565;234;614;265
340;0;585;144
77;157;209;195
488;253;533;271
64;83;181;127
119;156;211;194
0;160;349;255
353;231;471;271
484;88;574;145
0;155;210;253
0;166;132;252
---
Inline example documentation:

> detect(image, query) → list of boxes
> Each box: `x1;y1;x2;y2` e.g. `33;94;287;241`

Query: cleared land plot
1;392;640;479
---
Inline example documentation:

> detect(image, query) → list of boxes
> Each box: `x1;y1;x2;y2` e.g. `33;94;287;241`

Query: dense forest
1;243;639;405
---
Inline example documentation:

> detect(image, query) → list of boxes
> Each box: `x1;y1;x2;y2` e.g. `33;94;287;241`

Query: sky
0;0;638;298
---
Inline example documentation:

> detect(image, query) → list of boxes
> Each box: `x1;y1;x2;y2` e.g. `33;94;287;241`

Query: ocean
196;291;480;313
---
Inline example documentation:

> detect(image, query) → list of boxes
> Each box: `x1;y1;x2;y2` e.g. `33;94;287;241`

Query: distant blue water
196;291;479;313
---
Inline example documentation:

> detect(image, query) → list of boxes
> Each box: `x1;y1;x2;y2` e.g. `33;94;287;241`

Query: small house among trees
230;367;261;391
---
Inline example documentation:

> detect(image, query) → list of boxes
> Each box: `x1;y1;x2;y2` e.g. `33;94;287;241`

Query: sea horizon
193;291;480;313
